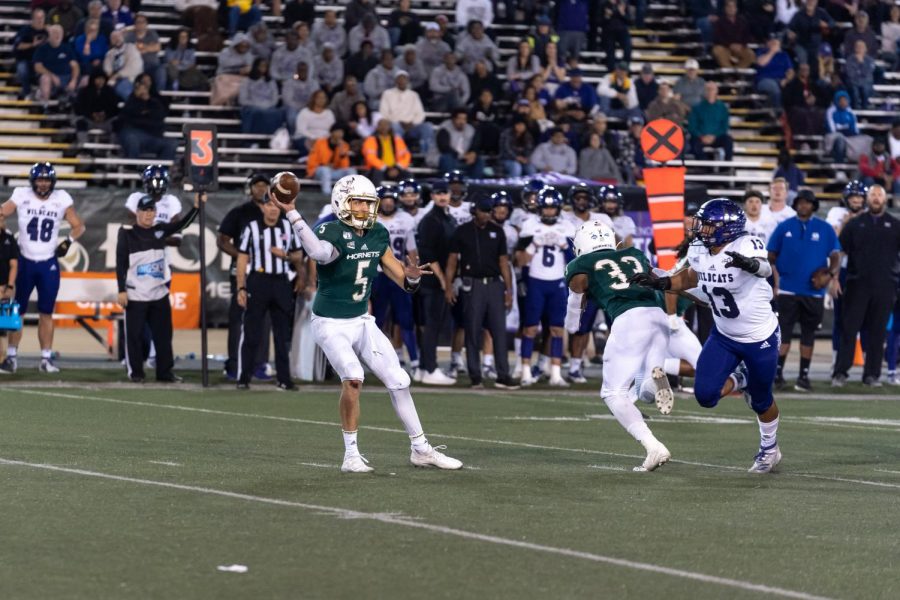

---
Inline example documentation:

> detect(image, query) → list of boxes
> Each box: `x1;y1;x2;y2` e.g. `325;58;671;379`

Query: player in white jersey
0;162;85;373
125;165;183;229
561;183;614;383
373;186;420;371
599;185;636;248
515;187;576;386
741;190;778;243
397;179;432;227
509;178;543;230
445;170;472;227
630;199;783;474
760;177;796;225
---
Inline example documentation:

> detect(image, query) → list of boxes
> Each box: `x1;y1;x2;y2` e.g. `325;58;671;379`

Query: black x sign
646;124;679;156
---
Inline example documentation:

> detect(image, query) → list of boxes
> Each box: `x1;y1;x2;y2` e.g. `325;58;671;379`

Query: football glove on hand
628;272;671;290
724;251;760;274
55;237;72;257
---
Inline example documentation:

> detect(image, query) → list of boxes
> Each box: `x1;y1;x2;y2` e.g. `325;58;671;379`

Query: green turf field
1;384;898;599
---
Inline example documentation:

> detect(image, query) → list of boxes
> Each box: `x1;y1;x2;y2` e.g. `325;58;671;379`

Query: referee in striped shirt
236;195;304;390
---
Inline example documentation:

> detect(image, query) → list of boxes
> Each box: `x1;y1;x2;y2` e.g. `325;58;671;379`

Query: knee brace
383;365;411;391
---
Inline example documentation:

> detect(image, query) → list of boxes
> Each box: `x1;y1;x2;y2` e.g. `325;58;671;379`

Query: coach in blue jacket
767;189;840;392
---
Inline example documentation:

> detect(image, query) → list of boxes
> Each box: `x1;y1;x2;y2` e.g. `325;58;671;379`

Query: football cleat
888;373;900;386
863;376;883;388
253;364;272;381
731;362;748;391
412;368;423;383
341;454;374;473
0;356;16;374
410;445;462;470
831;374;847;388
634;439;671;472
548;375;570;387
39;358;60;373
482;364;498;380
276;381;298;391
494;376;521;390
748;444;782;474
651;366;674;415
511;362;523;379
520;370;536;386
794;375;812;393
421;369;456;385
568;369;587;384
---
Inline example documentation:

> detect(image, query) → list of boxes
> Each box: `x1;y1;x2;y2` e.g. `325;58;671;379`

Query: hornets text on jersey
312;219;389;319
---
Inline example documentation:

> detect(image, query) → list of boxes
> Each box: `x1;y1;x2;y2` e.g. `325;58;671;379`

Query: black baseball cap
248;172;269;186
431;180;449;193
136;195;157;211
474;197;494;212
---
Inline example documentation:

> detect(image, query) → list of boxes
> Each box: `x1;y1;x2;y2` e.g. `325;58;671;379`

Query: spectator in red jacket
859;138;899;195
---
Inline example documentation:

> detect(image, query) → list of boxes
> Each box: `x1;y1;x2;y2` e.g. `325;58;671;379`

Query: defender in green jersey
564;220;673;472
270;173;463;474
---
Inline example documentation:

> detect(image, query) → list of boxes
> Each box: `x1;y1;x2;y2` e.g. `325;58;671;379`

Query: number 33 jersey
686;235;778;343
311;220;389;319
9;187;74;261
564;247;662;324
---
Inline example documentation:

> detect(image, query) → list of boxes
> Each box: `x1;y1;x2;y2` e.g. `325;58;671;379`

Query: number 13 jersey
686;235;778;343
564;247;662;324
9;187;73;261
311;220;389;319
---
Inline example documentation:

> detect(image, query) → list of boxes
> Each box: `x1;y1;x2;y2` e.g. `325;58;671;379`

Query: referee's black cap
136;195;157;211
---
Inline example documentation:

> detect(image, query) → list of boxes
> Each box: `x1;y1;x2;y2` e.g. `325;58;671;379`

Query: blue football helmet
597;184;623;212
444;170;467;202
376;185;399;215
397;179;422;209
842;180;868;208
490;190;513;223
142;164;169;197
691;198;747;248
537;187;564;224
29;162;56;198
566;182;595;212
520;178;545;212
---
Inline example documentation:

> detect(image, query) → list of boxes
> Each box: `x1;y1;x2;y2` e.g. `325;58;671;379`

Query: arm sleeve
115;227;129;293
564;291;584;334
159;206;198;236
285;209;339;264
238;225;251;254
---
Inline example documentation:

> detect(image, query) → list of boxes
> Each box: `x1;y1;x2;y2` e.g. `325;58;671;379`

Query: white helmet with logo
573;220;616;256
331;174;379;229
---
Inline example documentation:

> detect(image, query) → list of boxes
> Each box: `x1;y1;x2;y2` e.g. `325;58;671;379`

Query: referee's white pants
311;312;411;390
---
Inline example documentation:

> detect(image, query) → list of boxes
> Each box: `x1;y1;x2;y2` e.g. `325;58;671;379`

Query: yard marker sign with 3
640;119;686;271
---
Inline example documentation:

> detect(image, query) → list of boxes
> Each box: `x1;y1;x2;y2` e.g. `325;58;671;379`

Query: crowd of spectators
11;0;900;188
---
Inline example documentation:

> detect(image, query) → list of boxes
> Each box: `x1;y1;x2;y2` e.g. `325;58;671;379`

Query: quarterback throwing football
270;174;462;474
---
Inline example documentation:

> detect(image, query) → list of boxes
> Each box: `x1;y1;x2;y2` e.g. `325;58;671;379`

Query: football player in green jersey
270;174;464;473
564;220;673;472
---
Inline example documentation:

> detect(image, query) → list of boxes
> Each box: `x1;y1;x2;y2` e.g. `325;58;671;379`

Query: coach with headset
444;196;519;390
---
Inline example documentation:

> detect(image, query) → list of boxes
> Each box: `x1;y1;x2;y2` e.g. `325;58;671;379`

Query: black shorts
777;294;824;346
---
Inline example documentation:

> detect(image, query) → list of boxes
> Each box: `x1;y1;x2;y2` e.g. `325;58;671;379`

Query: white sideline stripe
148;460;181;467
0;457;834;600
874;469;900;475
299;462;334;469
10;389;900;491
588;464;628;472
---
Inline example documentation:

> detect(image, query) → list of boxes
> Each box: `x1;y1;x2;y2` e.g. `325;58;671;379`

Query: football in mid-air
270;171;300;204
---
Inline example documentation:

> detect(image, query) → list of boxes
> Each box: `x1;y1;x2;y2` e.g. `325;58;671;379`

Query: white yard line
587;464;629;472
299;462;335;469
9;389;900;491
148;460;181;467
0;457;834;600
874;469;900;476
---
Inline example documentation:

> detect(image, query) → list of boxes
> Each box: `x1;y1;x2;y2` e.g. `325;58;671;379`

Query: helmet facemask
339;195;380;229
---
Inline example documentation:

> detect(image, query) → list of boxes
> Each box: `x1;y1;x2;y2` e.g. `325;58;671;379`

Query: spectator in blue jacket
555;0;591;61
73;18;108;84
754;35;793;111
553;69;598;122
13;9;47;99
767;189;841;392
787;0;834;79
32;24;79;102
825;90;860;162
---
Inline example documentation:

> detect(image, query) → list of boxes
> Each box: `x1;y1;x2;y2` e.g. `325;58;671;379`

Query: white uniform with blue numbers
687;235;778;343
378;211;418;259
519;219;576;280
503;221;520;330
561;211;613;231
447;201;473;227
610;214;636;242
10;187;73;261
125;192;183;225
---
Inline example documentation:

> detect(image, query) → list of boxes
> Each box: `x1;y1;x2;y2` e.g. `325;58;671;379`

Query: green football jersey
312;220;389;319
564;247;663;324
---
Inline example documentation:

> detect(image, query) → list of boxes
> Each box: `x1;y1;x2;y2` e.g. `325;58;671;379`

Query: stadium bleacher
0;0;897;202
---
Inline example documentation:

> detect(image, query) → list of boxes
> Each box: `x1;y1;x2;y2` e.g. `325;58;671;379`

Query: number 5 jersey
686;235;778;343
9;187;73;261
